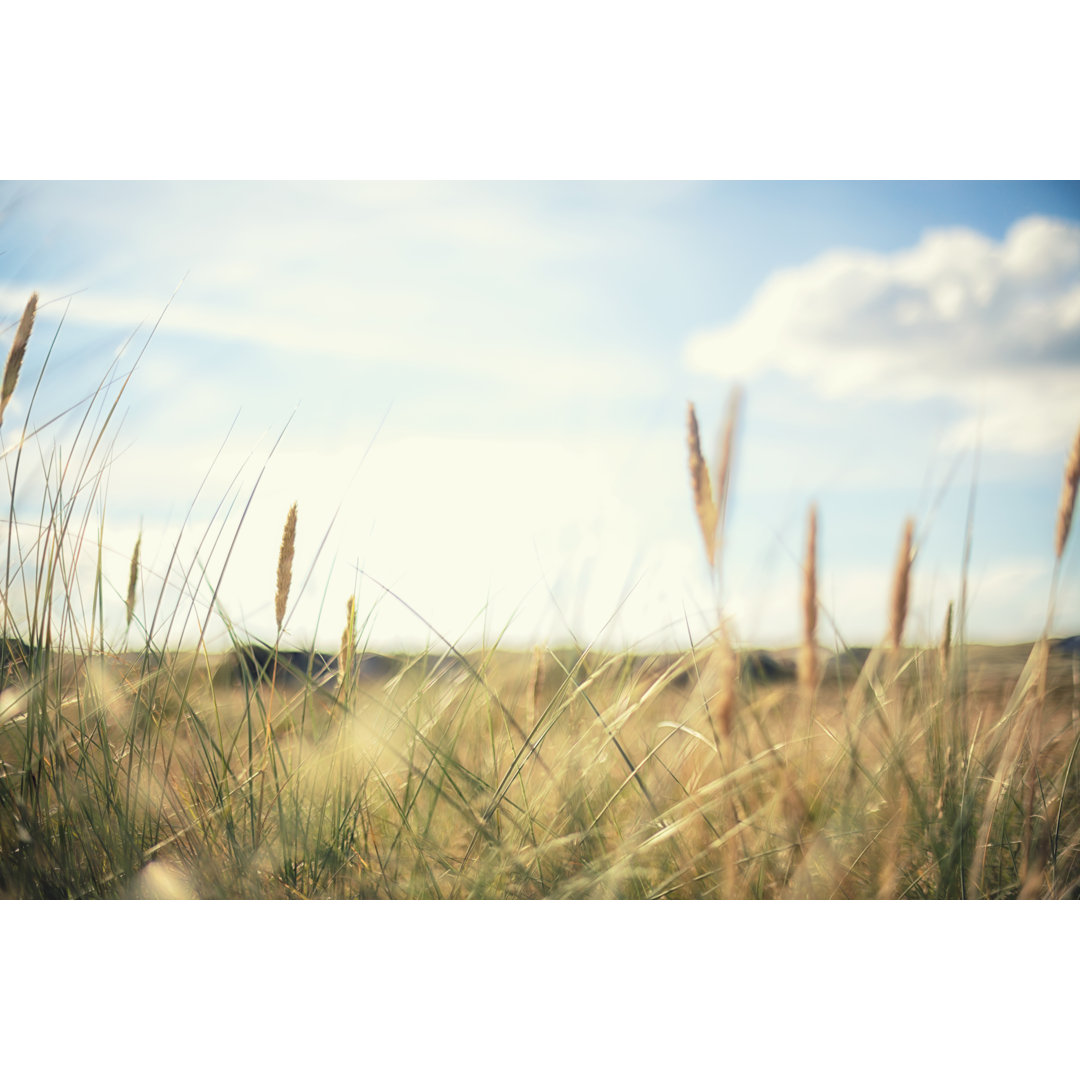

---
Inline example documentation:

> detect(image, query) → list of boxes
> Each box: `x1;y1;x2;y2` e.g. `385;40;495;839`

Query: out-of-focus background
3;181;1078;652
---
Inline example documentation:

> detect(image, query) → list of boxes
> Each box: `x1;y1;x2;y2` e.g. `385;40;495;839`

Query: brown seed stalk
339;594;356;687
1;293;38;428
1054;424;1080;561
275;502;297;633
940;600;953;676
125;533;141;632
687;402;717;567
889;518;915;652
798;503;818;695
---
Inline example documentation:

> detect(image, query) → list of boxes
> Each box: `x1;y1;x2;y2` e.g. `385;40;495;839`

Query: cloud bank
687;215;1080;453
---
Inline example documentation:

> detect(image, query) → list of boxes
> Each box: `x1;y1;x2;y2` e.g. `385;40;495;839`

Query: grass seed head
1054;424;1080;561
889;518;915;652
686;389;742;573
1;293;38;427
712;386;742;554
687;401;717;567
339;594;356;686
940;600;953;675
125;533;141;632
275;502;298;633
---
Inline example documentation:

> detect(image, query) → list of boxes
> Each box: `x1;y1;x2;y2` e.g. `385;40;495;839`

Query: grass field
1;292;1078;899
1;636;1077;899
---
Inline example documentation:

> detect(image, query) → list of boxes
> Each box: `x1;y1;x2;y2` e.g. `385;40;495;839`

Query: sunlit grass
1;294;1078;900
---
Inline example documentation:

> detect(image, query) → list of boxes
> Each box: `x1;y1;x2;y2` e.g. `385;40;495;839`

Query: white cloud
687;215;1080;454
6;188;1077;651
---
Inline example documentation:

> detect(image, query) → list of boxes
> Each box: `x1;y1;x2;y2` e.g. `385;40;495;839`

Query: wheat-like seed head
940;599;953;675
798;503;818;695
889;518;915;652
1054;425;1080;561
275;502;297;633
687;402;717;567
125;534;141;631
0;293;38;428
339;594;356;686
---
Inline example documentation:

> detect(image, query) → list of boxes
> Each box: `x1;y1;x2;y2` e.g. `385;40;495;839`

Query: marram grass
0;292;36;427
275;502;297;634
1055;424;1080;562
0;305;1078;900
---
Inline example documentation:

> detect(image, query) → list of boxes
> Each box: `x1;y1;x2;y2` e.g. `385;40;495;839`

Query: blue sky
2;180;1079;653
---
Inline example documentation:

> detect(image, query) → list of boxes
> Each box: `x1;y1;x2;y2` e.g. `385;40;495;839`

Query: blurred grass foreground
1;292;1079;900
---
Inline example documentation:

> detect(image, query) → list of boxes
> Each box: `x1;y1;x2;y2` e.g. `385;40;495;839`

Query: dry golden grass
0;292;37;428
1;296;1077;901
686;389;741;574
940;599;953;677
339;595;357;687
686;402;717;567
1055;423;1080;561
125;534;141;633
275;502;298;633
889;517;914;652
2;614;1078;899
